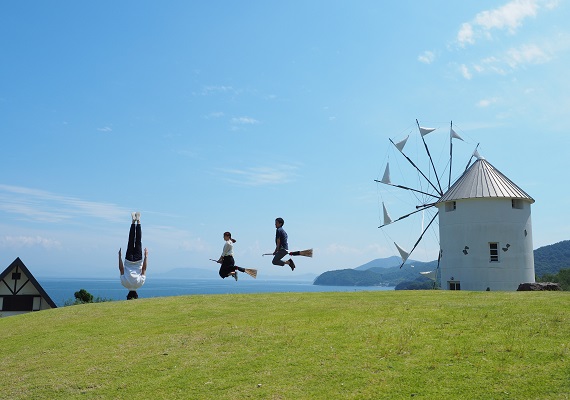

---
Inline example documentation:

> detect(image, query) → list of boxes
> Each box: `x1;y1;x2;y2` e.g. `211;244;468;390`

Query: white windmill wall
437;197;534;291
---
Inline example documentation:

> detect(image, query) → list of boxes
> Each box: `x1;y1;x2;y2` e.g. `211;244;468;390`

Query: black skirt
219;255;236;278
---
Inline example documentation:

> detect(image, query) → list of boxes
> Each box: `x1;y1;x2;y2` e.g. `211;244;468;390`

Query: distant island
313;240;570;289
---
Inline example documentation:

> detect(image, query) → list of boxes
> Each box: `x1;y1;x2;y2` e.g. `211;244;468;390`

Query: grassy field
0;291;569;399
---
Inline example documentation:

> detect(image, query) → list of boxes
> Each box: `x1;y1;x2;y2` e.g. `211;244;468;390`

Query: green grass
1;291;569;399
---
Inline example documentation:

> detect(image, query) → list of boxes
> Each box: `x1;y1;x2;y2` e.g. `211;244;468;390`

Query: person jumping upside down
118;212;148;299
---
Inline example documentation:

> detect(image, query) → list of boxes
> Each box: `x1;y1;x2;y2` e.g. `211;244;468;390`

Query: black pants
126;223;142;262
219;256;245;278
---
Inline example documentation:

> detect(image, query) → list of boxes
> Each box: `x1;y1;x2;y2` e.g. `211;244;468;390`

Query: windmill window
489;242;499;262
448;281;461;290
445;201;456;212
512;199;524;209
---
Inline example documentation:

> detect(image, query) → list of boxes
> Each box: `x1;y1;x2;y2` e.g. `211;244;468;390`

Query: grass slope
1;291;569;399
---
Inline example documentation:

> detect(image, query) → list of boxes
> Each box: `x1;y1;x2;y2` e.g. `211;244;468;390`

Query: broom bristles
244;268;257;279
290;248;313;258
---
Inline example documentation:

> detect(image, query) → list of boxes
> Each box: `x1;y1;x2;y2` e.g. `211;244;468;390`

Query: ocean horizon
38;277;395;307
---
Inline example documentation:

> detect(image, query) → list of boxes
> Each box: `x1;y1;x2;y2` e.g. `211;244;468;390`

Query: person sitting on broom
216;231;247;280
118;212;148;300
272;217;295;271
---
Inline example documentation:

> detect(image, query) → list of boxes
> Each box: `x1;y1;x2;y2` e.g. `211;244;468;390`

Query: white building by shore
436;157;535;291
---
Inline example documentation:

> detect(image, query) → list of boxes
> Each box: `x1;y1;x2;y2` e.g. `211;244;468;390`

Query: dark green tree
74;289;94;304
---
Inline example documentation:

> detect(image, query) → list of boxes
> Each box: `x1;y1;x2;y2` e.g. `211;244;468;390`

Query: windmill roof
438;158;534;204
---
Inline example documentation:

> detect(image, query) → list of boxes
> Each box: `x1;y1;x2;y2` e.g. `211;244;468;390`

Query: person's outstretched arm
142;248;148;275
118;248;124;275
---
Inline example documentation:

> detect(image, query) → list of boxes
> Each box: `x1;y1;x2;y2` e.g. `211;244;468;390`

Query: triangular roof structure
0;257;57;314
438;158;534;204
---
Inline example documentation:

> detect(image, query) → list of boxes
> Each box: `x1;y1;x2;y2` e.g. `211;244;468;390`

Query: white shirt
221;240;234;257
120;259;146;290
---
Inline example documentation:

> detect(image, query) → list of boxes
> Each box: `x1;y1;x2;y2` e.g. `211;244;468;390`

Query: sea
39;277;395;307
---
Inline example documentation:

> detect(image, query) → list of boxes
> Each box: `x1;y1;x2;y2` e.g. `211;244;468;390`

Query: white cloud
0;184;128;223
205;111;224;119
231;116;260;125
505;43;551;68
200;85;237;96
97;126;112;132
477;98;499;108
456;0;557;47
457;23;475;47
0;235;61;249
418;50;436;64
466;43;550;77
459;64;472;79
218;165;298;186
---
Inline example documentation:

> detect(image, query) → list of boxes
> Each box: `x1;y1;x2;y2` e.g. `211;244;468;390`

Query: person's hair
127;291;138;300
224;231;236;243
275;217;284;225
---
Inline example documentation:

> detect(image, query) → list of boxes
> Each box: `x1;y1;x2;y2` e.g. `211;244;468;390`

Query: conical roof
438;158;534;203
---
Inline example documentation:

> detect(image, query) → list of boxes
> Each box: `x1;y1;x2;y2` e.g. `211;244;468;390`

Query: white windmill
376;120;535;291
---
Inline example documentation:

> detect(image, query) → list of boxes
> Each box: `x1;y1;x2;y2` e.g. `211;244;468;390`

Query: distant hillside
354;256;416;270
314;260;438;287
314;240;570;287
534;240;570;276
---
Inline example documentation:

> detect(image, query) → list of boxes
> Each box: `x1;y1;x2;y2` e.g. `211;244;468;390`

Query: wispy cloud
418;51;436;64
205;111;225;119
459;64;472;79
504;43;551;68
218;165;298;186
97;126;112;132
467;43;551;77
477;97;499;107
200;85;238;96
231;116;260;125
456;0;552;47
0;184;128;223
0;235;61;249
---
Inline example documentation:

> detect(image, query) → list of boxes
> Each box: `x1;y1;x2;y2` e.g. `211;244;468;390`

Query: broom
262;248;313;257
209;259;257;279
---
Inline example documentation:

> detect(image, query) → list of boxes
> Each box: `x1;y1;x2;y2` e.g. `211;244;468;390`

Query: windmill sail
382;202;392;225
394;135;409;152
420;270;437;280
394;242;410;263
450;128;464;141
448;122;464;189
419;126;436;136
381;163;391;184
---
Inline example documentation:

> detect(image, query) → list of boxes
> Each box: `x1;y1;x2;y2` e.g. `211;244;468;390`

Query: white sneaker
135;212;141;222
131;212;137;223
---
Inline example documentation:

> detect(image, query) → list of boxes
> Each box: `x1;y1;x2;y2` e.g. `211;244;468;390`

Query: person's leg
219;256;234;278
236;266;245;273
132;223;142;261
272;249;288;266
125;223;137;262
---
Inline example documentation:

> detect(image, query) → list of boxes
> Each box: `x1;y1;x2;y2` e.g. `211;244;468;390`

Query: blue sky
1;0;569;278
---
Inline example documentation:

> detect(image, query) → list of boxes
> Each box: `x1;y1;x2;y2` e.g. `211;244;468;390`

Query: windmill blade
399;211;439;268
448;121;464;190
381;163;391;184
389;138;442;196
463;143;480;172
375;180;440;199
378;204;433;228
419;126;436;136
394;135;409;151
394;242;410;264
382;202;392;225
419;270;437;280
417;119;443;195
